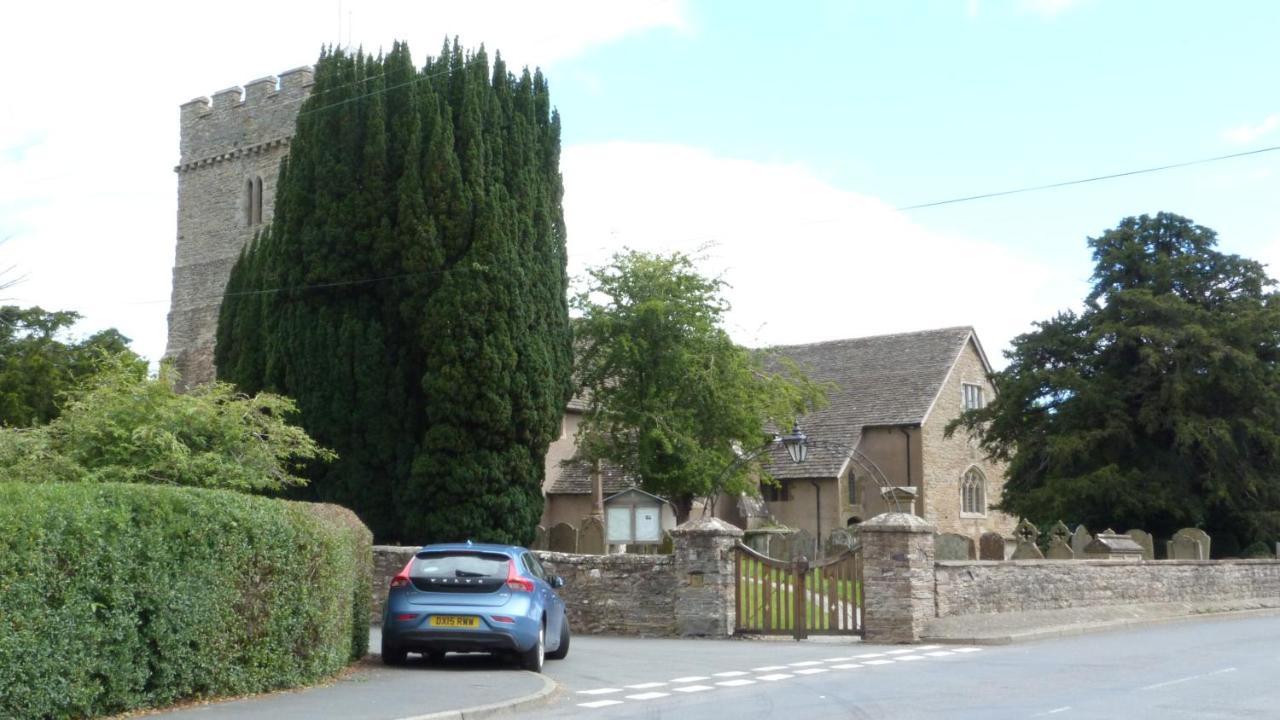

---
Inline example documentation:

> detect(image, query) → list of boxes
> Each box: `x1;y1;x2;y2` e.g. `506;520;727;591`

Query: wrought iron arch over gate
733;542;863;639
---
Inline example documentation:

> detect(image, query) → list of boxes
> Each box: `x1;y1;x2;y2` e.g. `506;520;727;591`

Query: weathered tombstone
826;528;854;556
1173;528;1211;559
935;532;975;561
766;531;791;559
1085;532;1143;560
1046;521;1075;560
1010;518;1045;560
548;522;577;554
533;525;548;551
978;531;1005;561
1071;525;1092;556
658;531;674;555
579;516;605;555
1126;529;1155;560
1167;533;1205;560
789;529;815;560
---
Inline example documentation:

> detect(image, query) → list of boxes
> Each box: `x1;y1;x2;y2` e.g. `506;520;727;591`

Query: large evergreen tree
216;42;572;544
951;213;1280;554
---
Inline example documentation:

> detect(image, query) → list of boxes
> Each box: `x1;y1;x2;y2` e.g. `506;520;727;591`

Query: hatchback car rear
381;543;569;672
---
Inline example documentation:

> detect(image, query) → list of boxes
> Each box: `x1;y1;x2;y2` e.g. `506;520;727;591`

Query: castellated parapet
165;67;313;387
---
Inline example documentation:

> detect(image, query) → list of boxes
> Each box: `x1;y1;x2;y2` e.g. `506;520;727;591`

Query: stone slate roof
547;458;634;496
762;326;978;481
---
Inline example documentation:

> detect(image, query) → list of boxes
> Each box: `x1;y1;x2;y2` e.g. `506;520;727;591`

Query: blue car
381;542;569;672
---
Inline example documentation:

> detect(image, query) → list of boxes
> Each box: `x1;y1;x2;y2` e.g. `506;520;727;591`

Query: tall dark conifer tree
216;41;572;544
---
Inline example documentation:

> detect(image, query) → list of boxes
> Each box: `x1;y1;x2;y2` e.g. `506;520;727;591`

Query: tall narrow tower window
244;179;254;227
251;176;263;226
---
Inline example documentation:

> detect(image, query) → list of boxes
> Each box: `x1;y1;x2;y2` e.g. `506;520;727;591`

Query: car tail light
395;613;419;622
491;615;515;624
505;560;535;593
390;558;413;589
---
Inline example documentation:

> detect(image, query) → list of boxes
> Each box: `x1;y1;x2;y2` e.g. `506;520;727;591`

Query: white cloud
562;142;1072;362
1223;114;1280;145
0;1;689;363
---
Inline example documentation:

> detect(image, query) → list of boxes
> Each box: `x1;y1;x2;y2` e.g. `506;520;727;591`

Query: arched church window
960;467;986;516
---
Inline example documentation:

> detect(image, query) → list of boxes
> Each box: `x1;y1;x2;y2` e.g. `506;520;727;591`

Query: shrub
0;482;371;719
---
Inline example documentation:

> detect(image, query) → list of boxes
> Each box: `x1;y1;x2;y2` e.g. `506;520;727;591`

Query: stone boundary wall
370;546;679;635
537;551;677;636
935;559;1280;617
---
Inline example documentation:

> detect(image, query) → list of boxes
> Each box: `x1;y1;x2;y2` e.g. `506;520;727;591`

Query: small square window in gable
962;382;985;411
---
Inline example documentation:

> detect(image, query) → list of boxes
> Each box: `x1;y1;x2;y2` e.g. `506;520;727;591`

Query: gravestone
788;529;815;560
978;531;1005;560
936;532;975;561
1167;532;1207;560
1046;521;1074;560
533;525;548;551
548;522;577;554
1085;532;1143;560
658;531;674;555
1173;528;1211;559
1126;529;1154;560
826;528;855;556
1071;525;1092;556
1010;518;1045;560
579;516;605;555
765;532;792;559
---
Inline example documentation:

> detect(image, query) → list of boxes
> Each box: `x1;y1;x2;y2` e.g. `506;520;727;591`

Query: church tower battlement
165;67;313;387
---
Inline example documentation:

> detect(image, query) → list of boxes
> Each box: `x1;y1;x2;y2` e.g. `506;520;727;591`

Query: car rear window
410;552;510;579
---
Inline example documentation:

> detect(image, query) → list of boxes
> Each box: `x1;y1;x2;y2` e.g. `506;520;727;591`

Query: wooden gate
733;542;862;638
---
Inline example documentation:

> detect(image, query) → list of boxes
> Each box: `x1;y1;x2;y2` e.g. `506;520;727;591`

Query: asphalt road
530;615;1280;719
138;615;1280;719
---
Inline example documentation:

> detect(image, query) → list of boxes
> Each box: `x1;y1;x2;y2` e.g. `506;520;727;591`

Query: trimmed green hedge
0;482;372;719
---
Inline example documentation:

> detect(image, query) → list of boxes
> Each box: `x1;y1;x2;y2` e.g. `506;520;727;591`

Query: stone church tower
165;68;314;386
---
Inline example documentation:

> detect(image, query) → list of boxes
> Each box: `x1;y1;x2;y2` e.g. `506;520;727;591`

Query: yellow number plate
430;615;480;628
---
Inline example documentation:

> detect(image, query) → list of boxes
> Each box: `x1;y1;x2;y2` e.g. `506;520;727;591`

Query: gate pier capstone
860;512;935;644
671;517;743;637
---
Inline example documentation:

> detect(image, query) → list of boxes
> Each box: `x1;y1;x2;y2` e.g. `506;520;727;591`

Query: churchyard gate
733;543;863;639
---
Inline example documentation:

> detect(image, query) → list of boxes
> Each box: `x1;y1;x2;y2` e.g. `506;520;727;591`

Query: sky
2;0;1278;368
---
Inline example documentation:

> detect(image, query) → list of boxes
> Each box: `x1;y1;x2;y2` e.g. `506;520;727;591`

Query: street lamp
780;422;808;464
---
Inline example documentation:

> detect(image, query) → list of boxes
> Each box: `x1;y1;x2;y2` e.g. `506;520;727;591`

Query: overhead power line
897;144;1280;211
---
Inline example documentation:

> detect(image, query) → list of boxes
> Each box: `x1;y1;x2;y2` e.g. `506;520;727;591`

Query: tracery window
960;467;986;516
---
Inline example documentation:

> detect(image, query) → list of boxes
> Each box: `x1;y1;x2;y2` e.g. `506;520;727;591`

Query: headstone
935;532;975;561
788;529;815;560
826;528;855;556
1010;518;1044;560
1046;521;1074;560
579;516;605;555
1173;528;1211;559
766;531;792;559
880;486;919;515
1167;534;1205;560
533;525;548;551
658;531;674;555
978;531;1005;560
1071;525;1092;556
1084;532;1143;560
548;522;577;554
1126;529;1154;560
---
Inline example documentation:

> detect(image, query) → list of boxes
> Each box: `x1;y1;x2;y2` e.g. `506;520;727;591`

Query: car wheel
546;618;570;660
381;637;408;666
520;622;545;673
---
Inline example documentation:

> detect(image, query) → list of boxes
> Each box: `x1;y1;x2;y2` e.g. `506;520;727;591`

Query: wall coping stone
860;512;934;534
670;516;744;537
936;559;1280;568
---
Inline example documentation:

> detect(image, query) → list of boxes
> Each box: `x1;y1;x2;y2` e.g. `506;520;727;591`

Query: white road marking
577;688;622;696
757;673;794;681
578;700;624;708
626;691;671;701
789;661;824;667
953;647;983;653
626;682;667;689
716;679;757;687
862;659;895;666
916;645;942;651
830;663;862;670
752;665;789;672
1033;707;1072;717
821;656;854;662
925;651;955;657
885;649;916;655
672;685;715;693
1140;667;1236;691
794;668;830;675
670;676;709;683
856;653;885;658
894;655;925;661
713;670;750;677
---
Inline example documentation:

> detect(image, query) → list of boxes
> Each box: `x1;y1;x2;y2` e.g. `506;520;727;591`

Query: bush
0;482;371;719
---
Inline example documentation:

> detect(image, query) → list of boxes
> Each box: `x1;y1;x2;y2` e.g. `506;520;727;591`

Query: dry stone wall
537;551;677;636
935;559;1280;617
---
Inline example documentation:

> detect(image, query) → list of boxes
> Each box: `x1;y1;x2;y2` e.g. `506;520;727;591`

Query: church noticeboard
604;488;667;544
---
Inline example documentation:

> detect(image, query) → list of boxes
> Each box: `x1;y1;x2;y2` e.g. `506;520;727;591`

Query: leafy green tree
217;42;572;544
572;250;826;521
0;354;331;491
0;306;136;426
950;213;1280;554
